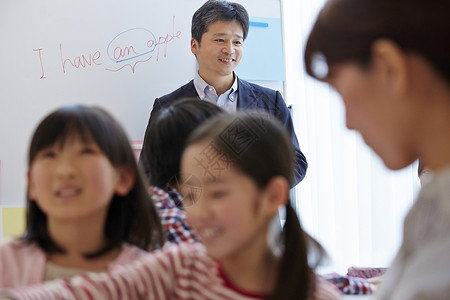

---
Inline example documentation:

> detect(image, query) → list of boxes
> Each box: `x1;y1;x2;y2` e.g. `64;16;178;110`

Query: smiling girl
3;112;340;300
0;105;164;288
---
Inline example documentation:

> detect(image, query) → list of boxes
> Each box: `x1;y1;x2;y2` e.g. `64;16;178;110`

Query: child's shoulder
0;237;40;256
162;241;206;256
0;238;46;288
111;243;209;269
145;242;212;270
109;243;150;268
108;243;215;289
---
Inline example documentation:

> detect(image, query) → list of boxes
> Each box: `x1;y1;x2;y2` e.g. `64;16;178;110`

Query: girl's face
328;60;417;170
181;141;273;263
28;134;130;223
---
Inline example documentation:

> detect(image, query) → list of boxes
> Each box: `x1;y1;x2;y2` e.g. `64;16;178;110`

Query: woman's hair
185;111;325;300
304;0;449;83
144;98;225;189
25;105;164;257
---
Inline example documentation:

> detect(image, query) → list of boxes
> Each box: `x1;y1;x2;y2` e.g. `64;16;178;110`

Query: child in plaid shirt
141;98;225;243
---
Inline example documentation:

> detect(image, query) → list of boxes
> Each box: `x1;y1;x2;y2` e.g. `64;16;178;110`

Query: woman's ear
371;39;409;97
262;176;289;217
114;166;136;196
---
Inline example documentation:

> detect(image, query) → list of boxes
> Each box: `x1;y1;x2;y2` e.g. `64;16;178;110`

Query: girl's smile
28;134;124;222
181;141;272;264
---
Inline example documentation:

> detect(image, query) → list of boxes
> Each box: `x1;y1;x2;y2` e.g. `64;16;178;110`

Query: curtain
281;0;420;274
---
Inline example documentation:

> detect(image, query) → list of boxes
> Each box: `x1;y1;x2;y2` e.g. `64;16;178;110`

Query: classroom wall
0;0;283;213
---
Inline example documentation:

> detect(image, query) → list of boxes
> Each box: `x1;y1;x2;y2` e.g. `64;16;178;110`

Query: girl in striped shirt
4;112;340;299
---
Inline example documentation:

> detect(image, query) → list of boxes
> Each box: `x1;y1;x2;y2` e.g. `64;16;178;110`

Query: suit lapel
237;78;259;110
180;80;200;98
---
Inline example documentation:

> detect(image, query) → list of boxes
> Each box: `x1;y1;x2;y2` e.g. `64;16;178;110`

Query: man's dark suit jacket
140;78;307;186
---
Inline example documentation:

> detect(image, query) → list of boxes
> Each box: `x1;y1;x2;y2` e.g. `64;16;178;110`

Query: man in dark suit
140;0;307;187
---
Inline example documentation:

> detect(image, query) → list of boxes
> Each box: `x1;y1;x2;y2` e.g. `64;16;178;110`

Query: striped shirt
4;243;342;300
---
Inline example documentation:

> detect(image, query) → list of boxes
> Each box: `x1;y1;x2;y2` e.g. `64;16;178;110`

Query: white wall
0;0;282;206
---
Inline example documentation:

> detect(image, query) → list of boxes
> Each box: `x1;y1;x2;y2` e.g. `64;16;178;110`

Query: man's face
191;20;244;82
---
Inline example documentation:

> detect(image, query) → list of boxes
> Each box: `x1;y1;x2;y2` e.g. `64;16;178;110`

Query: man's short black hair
191;0;249;43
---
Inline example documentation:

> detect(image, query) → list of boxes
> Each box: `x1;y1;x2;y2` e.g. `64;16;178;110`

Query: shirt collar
193;72;238;101
193;71;208;100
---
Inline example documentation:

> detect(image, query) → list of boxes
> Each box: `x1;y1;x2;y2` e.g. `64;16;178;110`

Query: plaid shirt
321;273;372;295
149;186;198;244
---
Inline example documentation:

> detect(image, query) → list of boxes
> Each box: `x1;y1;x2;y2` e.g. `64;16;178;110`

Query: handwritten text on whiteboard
33;16;182;78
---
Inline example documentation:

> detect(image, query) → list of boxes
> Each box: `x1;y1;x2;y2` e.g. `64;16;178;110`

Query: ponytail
270;201;322;300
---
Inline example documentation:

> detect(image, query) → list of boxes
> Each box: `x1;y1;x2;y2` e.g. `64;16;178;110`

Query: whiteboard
0;0;282;205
